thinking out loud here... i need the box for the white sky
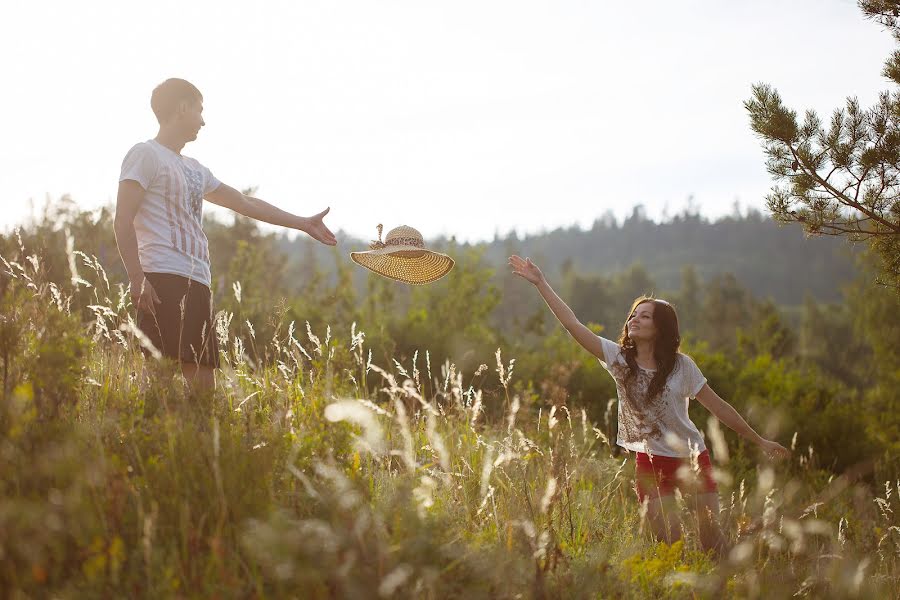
[1,0,894,242]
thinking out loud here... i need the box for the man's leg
[181,362,216,391]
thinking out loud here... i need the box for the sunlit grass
[0,240,898,598]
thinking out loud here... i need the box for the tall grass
[0,239,898,598]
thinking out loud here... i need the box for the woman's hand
[758,438,791,461]
[508,255,546,286]
[508,253,605,358]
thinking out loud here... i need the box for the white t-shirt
[119,140,221,287]
[598,336,708,457]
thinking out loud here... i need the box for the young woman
[508,255,790,552]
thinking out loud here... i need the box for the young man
[115,78,337,391]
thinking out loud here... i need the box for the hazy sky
[2,0,895,242]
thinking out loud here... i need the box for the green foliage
[845,252,900,462]
[746,1,900,288]
[0,289,26,399]
[2,199,900,596]
[27,305,88,419]
[618,540,716,597]
[564,263,656,335]
[476,206,855,305]
[0,251,89,419]
[1,228,900,598]
[736,300,796,360]
[696,273,756,352]
[393,244,501,372]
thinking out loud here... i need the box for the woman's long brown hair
[617,296,681,402]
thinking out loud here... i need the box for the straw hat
[350,224,455,284]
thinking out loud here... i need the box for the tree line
[1,199,897,479]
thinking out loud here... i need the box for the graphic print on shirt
[180,163,205,223]
[162,167,179,252]
[609,362,672,445]
[161,163,208,263]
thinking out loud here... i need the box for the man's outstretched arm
[205,184,337,246]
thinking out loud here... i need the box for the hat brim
[350,249,455,284]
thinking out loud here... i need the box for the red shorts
[634,449,717,502]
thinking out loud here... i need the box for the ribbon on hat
[369,223,385,250]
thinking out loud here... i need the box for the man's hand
[508,255,546,286]
[302,207,337,246]
[130,277,162,315]
[205,186,338,246]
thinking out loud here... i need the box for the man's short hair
[150,78,203,124]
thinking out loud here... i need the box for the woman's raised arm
[509,255,604,359]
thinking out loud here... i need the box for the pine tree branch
[790,146,900,233]
[853,166,872,201]
[840,180,859,199]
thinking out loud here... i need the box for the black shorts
[136,272,220,368]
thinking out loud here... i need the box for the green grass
[1,249,898,599]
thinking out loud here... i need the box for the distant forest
[270,204,857,307]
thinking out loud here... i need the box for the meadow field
[1,225,899,599]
